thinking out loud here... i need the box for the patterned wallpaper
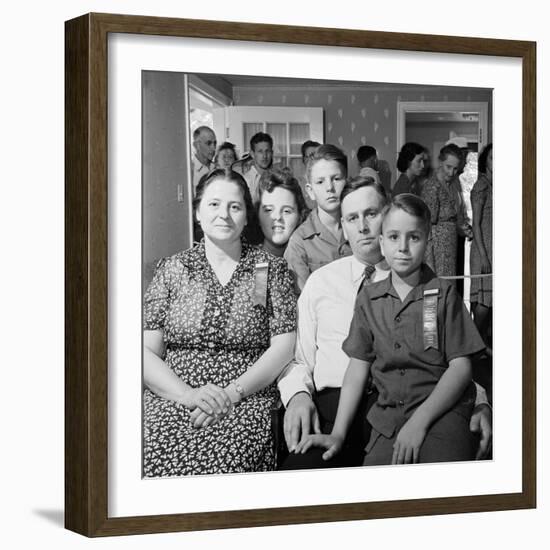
[234,86,493,181]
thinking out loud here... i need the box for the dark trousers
[279,388,376,470]
[363,408,476,466]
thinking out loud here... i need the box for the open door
[397,101,489,157]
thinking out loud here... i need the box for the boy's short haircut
[250,132,273,152]
[306,143,348,183]
[385,193,432,234]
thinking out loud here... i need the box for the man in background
[356,145,381,186]
[191,126,217,191]
[234,132,274,203]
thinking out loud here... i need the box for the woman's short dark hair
[339,175,390,208]
[438,143,462,163]
[250,132,273,152]
[306,144,348,183]
[214,142,238,165]
[397,142,425,173]
[478,143,493,175]
[193,169,256,239]
[257,167,310,224]
[386,193,431,234]
[217,141,237,155]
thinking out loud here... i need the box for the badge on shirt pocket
[423,288,439,350]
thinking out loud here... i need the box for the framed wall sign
[65,12,536,537]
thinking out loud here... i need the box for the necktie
[358,263,376,294]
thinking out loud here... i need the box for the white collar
[350,254,389,284]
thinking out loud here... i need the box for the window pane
[274,156,288,169]
[243,123,263,153]
[266,123,287,156]
[289,123,310,156]
[189,89,215,135]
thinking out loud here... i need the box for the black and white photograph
[142,71,494,478]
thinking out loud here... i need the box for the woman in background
[470,143,493,349]
[420,144,462,278]
[214,141,238,169]
[393,142,425,196]
[143,169,296,476]
[257,168,309,257]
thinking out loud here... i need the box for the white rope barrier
[440,273,492,280]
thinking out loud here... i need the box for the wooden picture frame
[65,12,536,537]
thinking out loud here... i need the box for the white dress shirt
[192,154,213,191]
[277,254,489,408]
[277,255,389,406]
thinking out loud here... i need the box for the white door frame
[225,106,324,156]
[396,101,489,153]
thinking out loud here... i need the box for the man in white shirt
[192,126,217,191]
[234,132,274,203]
[277,176,492,469]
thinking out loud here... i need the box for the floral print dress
[420,174,459,277]
[143,240,296,477]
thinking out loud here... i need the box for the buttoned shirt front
[192,154,213,191]
[277,255,390,406]
[283,208,352,292]
[342,265,486,438]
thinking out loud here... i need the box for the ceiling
[208,73,488,94]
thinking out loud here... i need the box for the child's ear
[305,182,316,202]
[379,234,385,257]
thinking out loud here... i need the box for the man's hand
[470,403,492,459]
[283,392,321,452]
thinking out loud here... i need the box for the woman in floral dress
[143,169,297,477]
[420,144,462,277]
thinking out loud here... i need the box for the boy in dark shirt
[295,193,485,465]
